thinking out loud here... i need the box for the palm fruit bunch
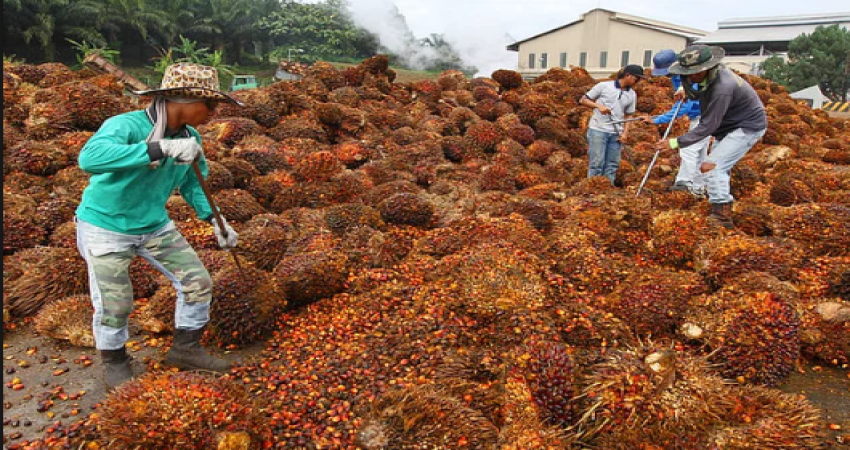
[732,198,777,236]
[602,268,707,339]
[292,150,344,182]
[648,210,712,268]
[273,239,349,307]
[33,294,94,347]
[205,262,284,349]
[51,130,94,161]
[4,170,53,202]
[3,191,47,253]
[48,221,77,248]
[771,203,850,256]
[231,133,291,175]
[681,290,800,386]
[510,339,578,426]
[33,196,79,233]
[707,384,826,449]
[574,343,729,449]
[6,139,72,176]
[245,170,296,209]
[199,117,262,147]
[23,90,76,140]
[796,299,850,366]
[95,372,273,449]
[211,188,267,223]
[203,160,235,193]
[52,80,132,130]
[355,384,500,450]
[218,157,260,189]
[174,217,218,250]
[269,115,328,142]
[325,203,386,236]
[377,192,436,228]
[235,214,293,271]
[432,349,507,427]
[696,235,803,289]
[546,225,630,296]
[134,284,175,334]
[4,247,88,318]
[431,241,548,324]
[50,165,91,199]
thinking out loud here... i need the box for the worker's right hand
[160,138,202,165]
[597,105,612,115]
[673,90,686,102]
[641,116,655,124]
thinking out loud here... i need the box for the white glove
[211,215,238,249]
[160,138,202,165]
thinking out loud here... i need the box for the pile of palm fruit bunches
[3,55,849,449]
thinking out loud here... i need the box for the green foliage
[259,0,379,61]
[761,24,850,101]
[150,35,235,77]
[66,39,121,66]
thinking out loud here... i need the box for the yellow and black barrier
[822,101,850,112]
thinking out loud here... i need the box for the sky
[343,0,849,76]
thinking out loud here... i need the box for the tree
[762,24,850,101]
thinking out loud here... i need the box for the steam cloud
[345,0,517,77]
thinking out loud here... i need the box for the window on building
[560,52,567,67]
[529,53,535,69]
[540,53,548,69]
[621,51,629,67]
[644,50,652,67]
[579,52,587,68]
[600,51,608,68]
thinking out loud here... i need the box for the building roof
[697,12,850,44]
[507,8,706,51]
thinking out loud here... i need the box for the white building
[506,9,707,80]
[695,12,850,74]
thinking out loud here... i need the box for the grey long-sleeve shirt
[677,65,767,148]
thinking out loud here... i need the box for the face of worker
[685,70,709,83]
[182,100,219,127]
[621,73,642,88]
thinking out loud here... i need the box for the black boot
[164,327,231,373]
[708,202,735,229]
[101,348,134,390]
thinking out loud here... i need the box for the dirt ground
[3,322,850,448]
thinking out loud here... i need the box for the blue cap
[652,49,677,76]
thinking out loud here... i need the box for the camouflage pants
[75,218,212,350]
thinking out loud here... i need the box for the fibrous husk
[33,294,94,347]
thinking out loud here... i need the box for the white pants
[676,117,712,190]
[704,128,767,204]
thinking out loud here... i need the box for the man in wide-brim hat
[75,62,244,390]
[654,45,767,229]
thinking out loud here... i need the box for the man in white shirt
[580,64,644,184]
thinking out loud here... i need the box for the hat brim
[652,66,670,76]
[132,87,245,107]
[668,47,725,76]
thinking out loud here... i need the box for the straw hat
[133,62,244,106]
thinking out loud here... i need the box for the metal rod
[191,160,246,275]
[604,117,644,125]
[636,101,683,197]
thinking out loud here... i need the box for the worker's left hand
[211,216,238,249]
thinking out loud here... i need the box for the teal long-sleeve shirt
[75,109,213,235]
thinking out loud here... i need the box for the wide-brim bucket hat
[668,45,725,76]
[133,62,244,106]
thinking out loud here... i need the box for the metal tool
[191,160,246,275]
[604,116,644,125]
[636,101,683,197]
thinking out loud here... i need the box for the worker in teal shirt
[75,63,244,389]
[643,49,711,197]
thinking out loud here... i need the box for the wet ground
[3,323,849,448]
